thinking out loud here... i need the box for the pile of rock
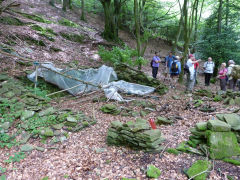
[107,118,165,152]
[222,90,240,106]
[185,113,240,159]
[0,74,96,147]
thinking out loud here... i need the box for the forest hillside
[0,0,240,179]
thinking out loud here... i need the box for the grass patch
[60,32,84,43]
[58,18,79,27]
[18,12,53,24]
[30,24,57,41]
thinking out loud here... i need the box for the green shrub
[98,45,138,66]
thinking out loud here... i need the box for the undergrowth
[98,45,139,66]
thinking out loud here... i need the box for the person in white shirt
[203,57,215,86]
[186,54,201,93]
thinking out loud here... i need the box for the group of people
[152,52,181,79]
[151,52,240,93]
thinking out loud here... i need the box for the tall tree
[99,0,125,41]
[134,0,150,70]
[179,0,198,82]
[81,0,86,21]
[218,0,223,33]
[62,0,72,11]
[172,0,183,53]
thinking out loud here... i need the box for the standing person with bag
[203,57,215,86]
[227,60,237,90]
[217,63,228,91]
[185,54,201,93]
[170,56,181,88]
[151,52,161,79]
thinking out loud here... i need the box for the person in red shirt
[193,58,199,85]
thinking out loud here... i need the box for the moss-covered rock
[166,148,180,155]
[100,104,121,115]
[146,165,161,178]
[223,114,240,130]
[207,119,231,132]
[196,122,208,131]
[186,160,211,180]
[156,116,173,125]
[114,63,167,95]
[207,131,240,159]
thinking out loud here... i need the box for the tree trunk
[172,14,183,53]
[62,0,68,11]
[134,0,142,70]
[100,0,120,41]
[179,0,188,83]
[81,0,86,21]
[218,0,222,34]
[225,0,229,26]
[69,0,72,9]
[49,0,55,6]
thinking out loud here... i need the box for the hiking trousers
[152,67,158,78]
[186,73,195,92]
[220,79,226,91]
[205,73,212,86]
[229,79,237,91]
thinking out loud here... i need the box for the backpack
[150,60,153,67]
[184,63,190,74]
[171,61,178,73]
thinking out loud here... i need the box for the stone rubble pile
[185,113,240,159]
[107,118,165,152]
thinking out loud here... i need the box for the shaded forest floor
[0,0,239,179]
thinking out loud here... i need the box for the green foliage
[0,166,6,173]
[0,175,6,180]
[4,152,25,163]
[98,45,137,66]
[0,133,16,148]
[197,14,240,75]
[58,18,79,27]
[213,95,222,102]
[41,176,49,180]
[134,56,148,67]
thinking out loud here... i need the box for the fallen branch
[46,83,84,97]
